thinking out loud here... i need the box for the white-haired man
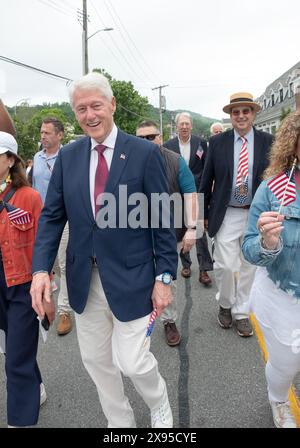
[164,112,213,286]
[210,122,224,136]
[30,72,177,428]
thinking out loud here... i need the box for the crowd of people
[0,73,299,429]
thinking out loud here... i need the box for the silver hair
[175,112,193,125]
[69,72,114,109]
[210,122,224,133]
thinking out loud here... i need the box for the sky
[0,0,299,120]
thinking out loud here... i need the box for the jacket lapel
[105,130,131,194]
[189,136,196,169]
[252,128,262,189]
[225,130,235,183]
[79,137,95,223]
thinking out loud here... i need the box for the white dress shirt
[89,124,118,217]
[178,137,191,165]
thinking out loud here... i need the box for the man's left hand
[151,282,173,316]
[181,228,196,253]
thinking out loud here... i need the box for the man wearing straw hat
[200,92,273,337]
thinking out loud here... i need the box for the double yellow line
[250,314,300,427]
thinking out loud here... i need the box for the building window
[271,94,275,106]
[279,89,283,102]
[271,125,277,135]
[289,82,294,97]
[264,99,267,109]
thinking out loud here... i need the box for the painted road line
[250,313,300,427]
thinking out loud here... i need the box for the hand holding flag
[143,308,158,347]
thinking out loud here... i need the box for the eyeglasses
[231,108,252,116]
[137,134,160,141]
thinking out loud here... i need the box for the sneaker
[217,306,232,329]
[270,401,297,428]
[164,322,181,346]
[56,313,72,336]
[40,383,47,406]
[151,391,173,428]
[181,267,191,278]
[236,318,253,337]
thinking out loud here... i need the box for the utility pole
[82,0,88,75]
[152,85,169,138]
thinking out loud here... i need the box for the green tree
[280,107,292,122]
[16,108,74,160]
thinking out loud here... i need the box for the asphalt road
[0,249,299,429]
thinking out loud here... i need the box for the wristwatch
[156,272,172,285]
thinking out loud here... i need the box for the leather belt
[229,205,250,210]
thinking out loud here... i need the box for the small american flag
[196,148,203,160]
[6,203,32,225]
[143,308,158,346]
[145,308,158,337]
[267,170,296,206]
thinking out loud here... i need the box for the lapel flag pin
[120,153,126,160]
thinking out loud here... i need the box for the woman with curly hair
[242,110,300,428]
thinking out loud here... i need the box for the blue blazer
[32,129,178,322]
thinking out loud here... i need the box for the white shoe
[151,391,173,428]
[40,383,47,406]
[270,401,297,428]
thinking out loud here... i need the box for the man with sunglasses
[164,112,213,286]
[200,92,273,337]
[136,120,197,347]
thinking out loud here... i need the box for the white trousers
[53,223,71,314]
[213,207,256,319]
[75,267,167,428]
[262,324,300,403]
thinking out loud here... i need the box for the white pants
[53,224,71,314]
[75,267,167,428]
[214,207,256,319]
[262,324,300,403]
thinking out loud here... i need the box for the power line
[0,55,72,83]
[105,0,162,85]
[89,0,147,85]
[35,0,75,18]
[101,0,154,87]
[0,55,152,120]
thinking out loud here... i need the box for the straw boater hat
[223,92,261,114]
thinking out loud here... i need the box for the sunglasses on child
[137,134,160,141]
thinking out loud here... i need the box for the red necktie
[234,136,249,203]
[94,144,108,216]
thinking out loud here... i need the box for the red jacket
[0,186,42,287]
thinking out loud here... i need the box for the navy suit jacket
[32,129,178,321]
[200,128,274,238]
[164,135,207,191]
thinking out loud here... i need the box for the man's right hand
[30,273,54,320]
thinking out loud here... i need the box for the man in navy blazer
[200,92,273,337]
[164,112,213,285]
[30,72,177,428]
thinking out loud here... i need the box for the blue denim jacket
[242,179,300,300]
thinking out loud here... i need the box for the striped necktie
[234,136,249,204]
[94,144,108,216]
